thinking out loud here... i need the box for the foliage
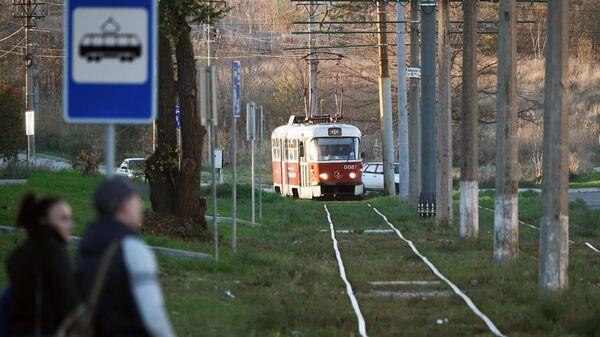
[0,81,24,161]
[70,149,100,177]
[159,0,229,41]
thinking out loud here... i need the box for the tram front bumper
[315,183,364,197]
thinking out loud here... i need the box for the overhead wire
[0,27,23,42]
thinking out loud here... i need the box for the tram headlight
[349,172,357,179]
[319,173,328,180]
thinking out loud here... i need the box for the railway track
[323,203,506,337]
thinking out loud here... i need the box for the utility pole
[418,0,436,216]
[309,1,318,116]
[13,0,44,165]
[376,1,396,196]
[436,0,452,227]
[396,1,409,200]
[408,0,421,207]
[540,0,569,293]
[206,11,218,261]
[460,0,479,241]
[495,0,519,263]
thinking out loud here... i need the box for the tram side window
[287,140,298,161]
[272,140,280,160]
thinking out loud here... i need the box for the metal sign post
[199,65,219,261]
[246,102,256,224]
[64,0,157,178]
[258,106,264,220]
[231,61,241,253]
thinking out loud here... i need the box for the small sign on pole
[246,102,256,141]
[232,61,241,118]
[406,67,421,79]
[25,110,35,136]
[199,66,218,127]
[175,105,181,130]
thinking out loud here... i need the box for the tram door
[281,138,288,195]
[299,141,309,189]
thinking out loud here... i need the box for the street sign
[175,105,181,130]
[64,0,157,123]
[25,110,35,136]
[232,61,241,118]
[406,67,421,79]
[199,66,218,126]
[214,149,223,169]
[246,102,256,141]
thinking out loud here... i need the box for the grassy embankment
[0,170,599,336]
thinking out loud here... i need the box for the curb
[0,225,212,261]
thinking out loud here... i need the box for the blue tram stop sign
[64,0,157,124]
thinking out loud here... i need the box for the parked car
[361,162,400,192]
[116,158,146,180]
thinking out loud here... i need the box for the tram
[271,115,363,199]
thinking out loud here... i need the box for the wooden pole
[377,1,396,196]
[408,0,421,207]
[494,0,519,263]
[460,0,479,240]
[436,0,452,227]
[539,0,569,293]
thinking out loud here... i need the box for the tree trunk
[146,27,178,215]
[174,18,208,231]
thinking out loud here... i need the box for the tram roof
[272,122,361,139]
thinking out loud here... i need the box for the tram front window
[311,137,360,161]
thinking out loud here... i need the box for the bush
[0,81,24,161]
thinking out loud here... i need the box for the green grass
[0,171,599,336]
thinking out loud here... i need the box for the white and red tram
[271,116,364,199]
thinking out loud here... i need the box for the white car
[116,158,146,179]
[362,162,400,192]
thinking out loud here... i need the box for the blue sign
[175,105,181,130]
[232,61,241,118]
[63,0,157,123]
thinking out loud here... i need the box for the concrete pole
[396,1,409,200]
[24,2,31,165]
[377,1,396,196]
[309,1,318,116]
[436,0,452,227]
[105,124,115,177]
[539,0,569,293]
[494,0,519,263]
[408,0,422,207]
[460,0,479,240]
[207,13,218,262]
[419,0,437,216]
[232,116,237,253]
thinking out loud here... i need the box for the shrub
[0,81,24,161]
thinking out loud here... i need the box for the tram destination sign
[64,0,157,123]
[328,127,342,136]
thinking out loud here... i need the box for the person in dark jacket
[5,193,77,337]
[76,178,175,337]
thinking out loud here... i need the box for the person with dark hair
[76,178,175,337]
[5,193,77,337]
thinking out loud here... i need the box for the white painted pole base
[539,214,569,292]
[493,194,519,263]
[460,181,479,240]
